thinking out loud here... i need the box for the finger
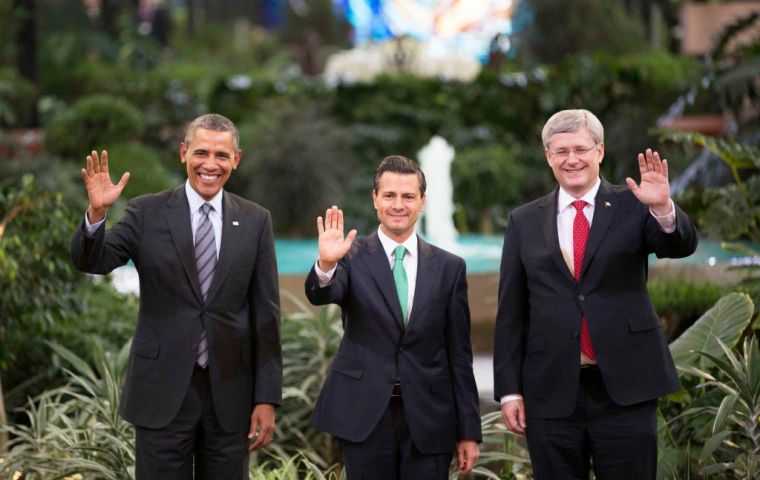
[81,168,88,182]
[91,150,101,173]
[650,150,662,174]
[625,177,639,194]
[662,159,669,180]
[317,216,324,234]
[325,207,334,230]
[518,405,527,430]
[645,148,654,172]
[457,447,465,470]
[330,205,339,230]
[85,153,95,176]
[637,152,646,174]
[116,172,130,190]
[344,229,358,247]
[337,208,344,233]
[101,150,109,173]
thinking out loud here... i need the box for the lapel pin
[232,221,239,226]
[604,202,611,207]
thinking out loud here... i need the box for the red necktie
[573,200,596,360]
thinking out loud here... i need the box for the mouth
[563,166,585,175]
[197,172,221,184]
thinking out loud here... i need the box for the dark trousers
[135,365,250,480]
[526,366,658,480]
[340,396,453,480]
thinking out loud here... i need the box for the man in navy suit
[71,113,281,479]
[305,155,481,479]
[493,109,697,479]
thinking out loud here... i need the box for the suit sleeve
[493,213,529,401]
[249,211,283,406]
[304,257,350,307]
[445,259,482,442]
[645,201,698,259]
[70,199,142,274]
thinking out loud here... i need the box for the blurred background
[1,1,760,477]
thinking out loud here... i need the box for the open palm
[317,206,357,269]
[81,150,130,214]
[625,148,671,213]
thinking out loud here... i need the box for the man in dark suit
[304,156,481,479]
[71,113,282,479]
[493,109,697,479]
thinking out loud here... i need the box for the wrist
[650,199,673,217]
[87,206,106,223]
[317,259,337,272]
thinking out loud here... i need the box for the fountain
[417,136,458,249]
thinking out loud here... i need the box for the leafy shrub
[44,94,144,159]
[104,142,179,199]
[649,278,731,341]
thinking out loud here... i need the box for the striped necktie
[194,203,216,367]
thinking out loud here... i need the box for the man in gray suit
[71,113,282,479]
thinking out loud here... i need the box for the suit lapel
[359,233,405,332]
[539,188,576,284]
[405,236,436,334]
[165,185,203,303]
[581,179,618,278]
[205,191,243,304]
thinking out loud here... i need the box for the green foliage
[0,176,137,410]
[512,0,648,66]
[104,142,179,200]
[44,94,144,160]
[0,67,37,127]
[649,278,731,340]
[229,98,355,236]
[670,292,754,370]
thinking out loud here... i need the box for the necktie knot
[200,203,213,216]
[572,200,586,212]
[394,245,407,262]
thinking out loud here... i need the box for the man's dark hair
[184,113,240,151]
[373,155,427,196]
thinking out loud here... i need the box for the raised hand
[81,150,130,223]
[625,148,672,216]
[317,206,357,271]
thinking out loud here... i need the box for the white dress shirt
[315,227,419,322]
[501,178,677,405]
[84,181,224,260]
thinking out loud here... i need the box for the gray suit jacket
[71,185,282,432]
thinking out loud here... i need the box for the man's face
[180,128,241,201]
[545,129,604,198]
[372,172,426,243]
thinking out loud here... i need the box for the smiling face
[545,128,604,198]
[372,172,426,243]
[180,128,241,200]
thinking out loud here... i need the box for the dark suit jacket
[71,185,282,432]
[493,179,697,419]
[304,233,482,454]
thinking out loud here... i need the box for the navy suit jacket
[71,185,282,432]
[305,233,482,454]
[493,179,698,418]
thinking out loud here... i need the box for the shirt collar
[185,180,224,217]
[557,177,601,212]
[377,227,418,260]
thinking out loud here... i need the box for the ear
[544,148,552,165]
[419,194,426,211]
[233,150,242,170]
[179,143,188,164]
[371,190,378,209]
[597,143,604,163]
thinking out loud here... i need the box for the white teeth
[200,174,217,181]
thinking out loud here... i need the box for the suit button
[578,294,585,302]
[191,343,198,351]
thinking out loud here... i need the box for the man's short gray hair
[184,113,240,151]
[541,109,604,149]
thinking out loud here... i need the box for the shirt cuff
[500,394,524,405]
[649,199,676,234]
[314,260,336,288]
[84,211,105,237]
